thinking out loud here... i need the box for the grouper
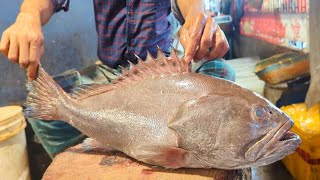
[25,49,301,169]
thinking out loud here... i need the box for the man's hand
[0,12,44,80]
[179,13,229,64]
[0,0,54,80]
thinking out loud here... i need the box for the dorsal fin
[114,48,189,86]
[70,48,189,100]
[69,84,116,100]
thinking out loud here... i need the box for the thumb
[27,62,39,81]
[183,13,207,64]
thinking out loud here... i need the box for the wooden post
[305,0,320,108]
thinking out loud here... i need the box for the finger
[217,41,229,58]
[8,36,19,63]
[27,61,38,81]
[28,42,41,81]
[29,40,42,63]
[40,45,44,57]
[19,41,30,68]
[194,16,217,61]
[184,13,207,64]
[205,26,229,60]
[215,28,229,58]
[0,32,10,56]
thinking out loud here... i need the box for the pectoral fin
[81,138,114,153]
[136,146,188,169]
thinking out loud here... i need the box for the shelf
[240,13,309,52]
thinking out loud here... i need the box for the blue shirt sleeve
[51,0,70,12]
[171,0,185,25]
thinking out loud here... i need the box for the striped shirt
[52,0,181,68]
[51,0,235,81]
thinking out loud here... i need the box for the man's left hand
[179,13,229,64]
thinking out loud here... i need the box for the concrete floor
[252,161,293,180]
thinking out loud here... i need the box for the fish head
[241,93,301,167]
[169,78,301,169]
[209,91,301,169]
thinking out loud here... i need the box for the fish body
[25,50,301,169]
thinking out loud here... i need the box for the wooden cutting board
[43,144,252,180]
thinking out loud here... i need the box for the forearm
[177,0,205,19]
[20,0,54,25]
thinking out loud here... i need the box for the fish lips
[244,119,301,163]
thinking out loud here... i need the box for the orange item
[281,103,320,180]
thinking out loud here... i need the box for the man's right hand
[0,12,44,81]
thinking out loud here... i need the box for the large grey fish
[25,49,301,169]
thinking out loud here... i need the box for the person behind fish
[0,0,235,158]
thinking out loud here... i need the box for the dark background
[0,0,293,107]
[0,0,98,106]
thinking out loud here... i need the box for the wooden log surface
[43,144,252,180]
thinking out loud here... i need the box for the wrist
[177,0,205,20]
[16,12,42,25]
[186,5,205,19]
[17,11,41,18]
[20,0,54,25]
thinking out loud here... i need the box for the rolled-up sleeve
[51,0,70,12]
[171,0,185,25]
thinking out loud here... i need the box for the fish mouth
[245,119,301,162]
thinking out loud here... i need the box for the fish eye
[256,109,264,117]
[251,106,267,121]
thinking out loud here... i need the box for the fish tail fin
[24,66,70,120]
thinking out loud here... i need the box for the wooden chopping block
[43,144,252,180]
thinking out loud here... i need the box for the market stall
[0,0,319,179]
